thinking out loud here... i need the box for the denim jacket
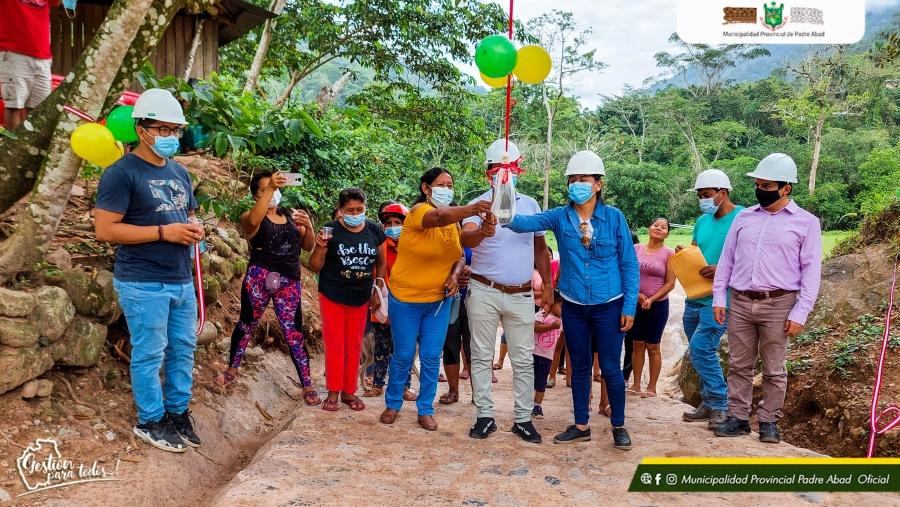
[506,201,639,316]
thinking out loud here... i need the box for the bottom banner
[629,458,900,492]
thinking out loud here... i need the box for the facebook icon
[655,474,661,486]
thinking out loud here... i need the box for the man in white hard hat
[506,151,639,450]
[677,169,743,430]
[463,139,553,444]
[711,153,822,444]
[94,88,204,453]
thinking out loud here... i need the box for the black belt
[732,289,796,301]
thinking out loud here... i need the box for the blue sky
[461,0,900,109]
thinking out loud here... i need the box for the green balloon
[475,35,518,79]
[106,106,138,143]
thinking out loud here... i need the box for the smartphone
[284,173,303,186]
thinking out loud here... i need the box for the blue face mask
[568,182,595,204]
[699,195,720,215]
[384,226,402,240]
[492,173,517,186]
[429,186,454,208]
[149,135,180,158]
[343,212,366,227]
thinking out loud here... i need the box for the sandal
[546,380,556,388]
[438,373,447,382]
[363,385,384,397]
[439,392,458,404]
[599,404,612,418]
[322,399,340,412]
[593,374,602,383]
[341,396,366,411]
[460,370,470,380]
[212,371,235,390]
[492,363,503,370]
[641,391,658,398]
[626,389,641,397]
[403,389,418,402]
[303,389,322,406]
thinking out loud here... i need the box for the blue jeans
[561,298,626,427]
[683,300,728,411]
[385,294,450,416]
[114,280,197,425]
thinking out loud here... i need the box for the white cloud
[462,0,900,109]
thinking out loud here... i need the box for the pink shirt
[712,201,822,324]
[534,311,561,359]
[550,259,559,287]
[635,244,675,301]
[532,269,543,306]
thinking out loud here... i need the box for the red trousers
[319,294,368,393]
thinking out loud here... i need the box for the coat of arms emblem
[761,2,788,30]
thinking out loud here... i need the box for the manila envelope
[669,245,713,300]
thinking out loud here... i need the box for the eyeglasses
[144,126,186,138]
[579,222,591,246]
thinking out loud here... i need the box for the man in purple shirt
[710,153,822,444]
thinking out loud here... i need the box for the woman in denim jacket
[506,150,639,450]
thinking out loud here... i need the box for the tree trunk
[0,0,195,216]
[183,16,204,79]
[243,0,288,93]
[541,85,554,211]
[274,70,302,108]
[315,72,352,112]
[0,0,156,276]
[809,118,824,196]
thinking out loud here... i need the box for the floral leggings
[372,322,411,390]
[229,265,312,387]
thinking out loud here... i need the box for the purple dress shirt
[712,200,822,325]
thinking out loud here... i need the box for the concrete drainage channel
[17,351,305,507]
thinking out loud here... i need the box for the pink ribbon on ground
[866,258,899,457]
[194,242,206,336]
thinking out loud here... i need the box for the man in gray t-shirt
[462,140,554,443]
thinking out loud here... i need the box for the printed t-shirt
[534,311,561,360]
[317,220,386,307]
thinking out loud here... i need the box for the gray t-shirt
[463,190,545,286]
[95,154,198,284]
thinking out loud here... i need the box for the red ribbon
[503,0,514,153]
[62,105,97,123]
[194,242,206,336]
[866,258,899,457]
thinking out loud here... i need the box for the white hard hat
[564,150,605,176]
[746,153,798,183]
[485,139,520,165]
[132,88,187,125]
[687,169,732,192]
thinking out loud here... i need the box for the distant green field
[544,230,848,256]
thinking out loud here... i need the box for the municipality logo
[723,2,824,31]
[15,439,120,496]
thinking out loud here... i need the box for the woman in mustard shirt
[379,167,493,431]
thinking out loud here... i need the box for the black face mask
[755,187,782,208]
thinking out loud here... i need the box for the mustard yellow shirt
[389,204,462,303]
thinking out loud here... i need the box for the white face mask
[269,189,282,208]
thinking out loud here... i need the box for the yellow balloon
[71,123,116,162]
[93,141,124,168]
[480,72,511,89]
[514,45,552,84]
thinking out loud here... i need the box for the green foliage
[786,357,813,375]
[795,326,829,345]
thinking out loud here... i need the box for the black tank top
[248,207,301,280]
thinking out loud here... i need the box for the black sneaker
[532,405,544,419]
[612,427,632,451]
[167,409,201,448]
[712,416,752,437]
[758,422,780,443]
[553,425,591,444]
[133,417,187,453]
[512,421,542,443]
[469,417,498,439]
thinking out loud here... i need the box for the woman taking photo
[628,218,675,399]
[506,150,639,450]
[310,188,387,412]
[379,168,493,431]
[214,170,320,406]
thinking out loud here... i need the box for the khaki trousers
[725,290,797,423]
